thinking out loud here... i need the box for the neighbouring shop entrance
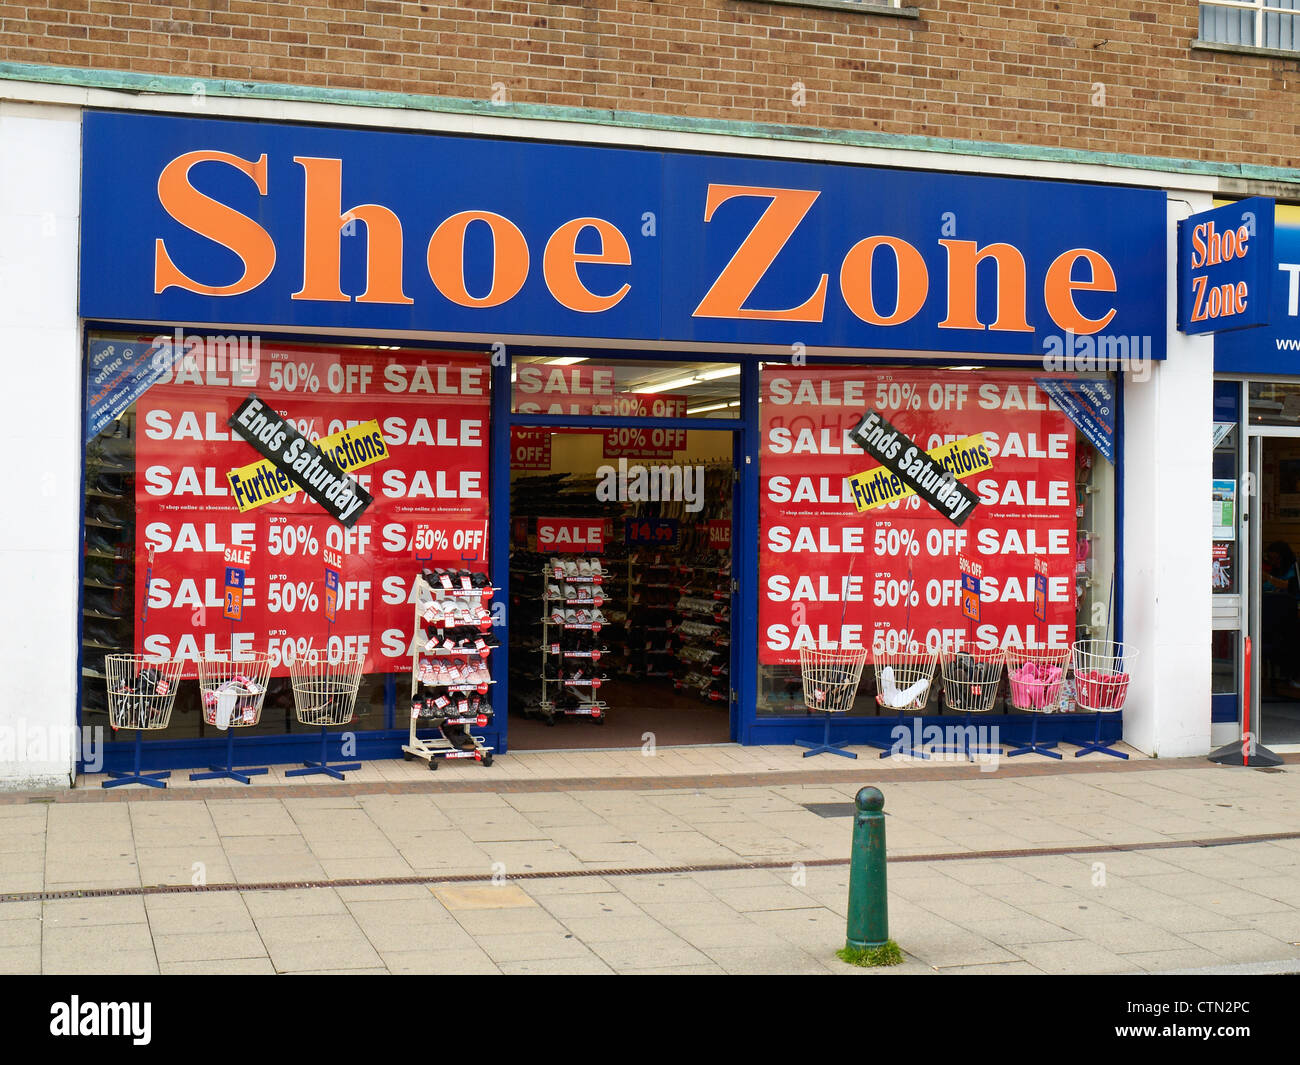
[1244,393,1300,748]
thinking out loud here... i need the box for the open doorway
[506,427,735,749]
[1255,434,1300,746]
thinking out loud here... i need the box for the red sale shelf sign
[538,518,605,553]
[759,367,1077,665]
[410,519,489,561]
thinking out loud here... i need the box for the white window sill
[740,0,921,18]
[1193,38,1300,61]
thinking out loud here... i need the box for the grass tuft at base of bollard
[836,940,903,968]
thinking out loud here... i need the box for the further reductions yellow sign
[228,419,389,513]
[848,433,992,513]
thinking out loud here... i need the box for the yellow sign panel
[848,433,992,513]
[227,419,389,514]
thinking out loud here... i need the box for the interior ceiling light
[637,375,699,394]
[687,401,730,414]
[698,366,742,380]
[544,356,588,365]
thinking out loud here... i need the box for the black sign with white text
[227,393,374,527]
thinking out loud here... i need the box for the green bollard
[845,785,888,950]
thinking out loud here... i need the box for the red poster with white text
[134,343,490,676]
[760,367,1077,664]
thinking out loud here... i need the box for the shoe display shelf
[404,572,497,769]
[671,550,732,705]
[536,557,611,726]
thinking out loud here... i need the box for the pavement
[0,743,1298,975]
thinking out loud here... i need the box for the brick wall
[3,0,1298,168]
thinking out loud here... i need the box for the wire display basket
[872,651,937,713]
[796,645,868,759]
[289,651,365,726]
[198,653,272,729]
[1070,640,1138,713]
[1005,645,1070,712]
[940,649,1006,714]
[799,647,869,714]
[106,655,184,731]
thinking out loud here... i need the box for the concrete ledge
[1192,39,1300,62]
[739,0,921,19]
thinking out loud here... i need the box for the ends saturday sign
[848,410,982,526]
[227,395,374,526]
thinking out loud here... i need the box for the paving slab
[1010,939,1141,974]
[242,888,348,918]
[0,944,43,973]
[152,931,268,964]
[471,931,596,963]
[159,957,276,974]
[381,947,501,974]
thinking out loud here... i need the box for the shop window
[81,332,491,745]
[1248,381,1300,426]
[755,364,1117,716]
[1197,0,1300,53]
[511,357,740,420]
[1213,387,1239,595]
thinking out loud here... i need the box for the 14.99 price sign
[133,343,490,675]
[759,367,1078,664]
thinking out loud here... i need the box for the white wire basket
[1070,640,1138,713]
[289,651,365,727]
[198,653,272,729]
[1006,645,1070,712]
[940,649,1006,714]
[873,651,938,712]
[799,647,868,713]
[106,655,184,731]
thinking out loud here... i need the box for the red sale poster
[133,343,490,676]
[512,362,686,456]
[760,367,1077,664]
[511,428,552,470]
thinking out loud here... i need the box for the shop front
[1212,203,1300,753]
[68,107,1193,777]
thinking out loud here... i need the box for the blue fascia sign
[1178,197,1274,335]
[79,110,1168,359]
[1215,203,1300,375]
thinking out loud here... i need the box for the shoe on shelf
[86,501,129,528]
[82,622,128,650]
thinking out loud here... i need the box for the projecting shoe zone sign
[79,111,1167,358]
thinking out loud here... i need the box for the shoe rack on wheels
[404,573,496,769]
[535,558,611,726]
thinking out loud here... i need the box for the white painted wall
[0,102,82,788]
[1120,193,1217,757]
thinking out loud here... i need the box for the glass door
[1245,420,1300,750]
